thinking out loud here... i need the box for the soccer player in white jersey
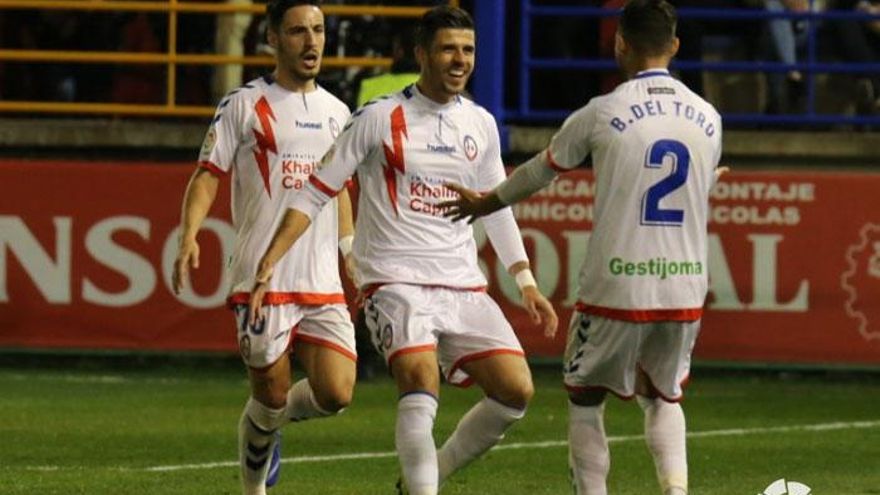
[247,6,558,495]
[441,1,723,494]
[171,2,357,494]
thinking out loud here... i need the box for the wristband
[338,235,354,257]
[515,268,537,289]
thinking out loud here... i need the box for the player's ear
[668,36,680,58]
[267,26,279,51]
[414,44,427,69]
[614,31,626,59]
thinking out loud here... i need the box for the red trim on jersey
[546,149,570,173]
[253,96,278,197]
[563,372,690,403]
[227,291,346,307]
[387,344,437,366]
[309,175,340,198]
[362,283,488,299]
[575,302,702,322]
[292,332,357,362]
[564,383,635,401]
[198,160,228,176]
[447,349,526,388]
[344,178,355,189]
[382,105,408,217]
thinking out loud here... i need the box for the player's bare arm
[172,167,219,295]
[509,261,559,338]
[336,187,358,288]
[443,150,559,223]
[248,207,313,325]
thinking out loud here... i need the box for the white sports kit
[290,84,530,385]
[547,69,722,400]
[198,75,356,368]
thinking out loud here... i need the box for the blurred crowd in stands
[0,0,877,119]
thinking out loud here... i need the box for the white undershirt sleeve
[288,108,379,220]
[475,109,529,270]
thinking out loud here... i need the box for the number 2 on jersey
[640,139,690,226]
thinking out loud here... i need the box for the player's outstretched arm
[248,208,313,325]
[173,167,219,295]
[509,261,559,338]
[440,184,505,223]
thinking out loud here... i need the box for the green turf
[1,366,878,494]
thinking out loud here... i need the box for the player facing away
[247,6,558,495]
[171,2,357,494]
[441,1,723,494]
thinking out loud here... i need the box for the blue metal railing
[471,1,880,128]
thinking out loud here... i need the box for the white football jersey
[198,75,351,305]
[547,69,722,321]
[292,84,526,288]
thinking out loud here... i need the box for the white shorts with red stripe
[363,284,524,387]
[563,311,700,402]
[232,303,356,369]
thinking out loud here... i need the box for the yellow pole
[167,0,178,108]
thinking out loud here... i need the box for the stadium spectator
[763,0,810,114]
[247,6,558,495]
[111,13,165,104]
[668,0,762,96]
[826,0,880,114]
[172,1,357,494]
[440,2,723,494]
[355,23,420,107]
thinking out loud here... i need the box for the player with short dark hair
[172,1,357,494]
[441,1,724,494]
[247,6,558,495]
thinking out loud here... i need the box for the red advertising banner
[1,160,879,366]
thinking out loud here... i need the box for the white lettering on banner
[709,205,800,226]
[83,217,156,307]
[533,177,595,199]
[0,215,234,309]
[161,220,235,309]
[748,234,809,311]
[706,234,745,310]
[710,182,815,202]
[0,216,71,303]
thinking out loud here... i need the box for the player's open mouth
[448,69,467,82]
[302,53,320,69]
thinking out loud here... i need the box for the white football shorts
[232,303,356,369]
[563,310,700,402]
[363,284,524,387]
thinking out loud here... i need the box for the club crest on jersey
[329,117,340,139]
[463,135,478,161]
[200,127,217,158]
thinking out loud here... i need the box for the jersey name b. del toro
[548,69,723,321]
[291,84,525,288]
[198,75,351,305]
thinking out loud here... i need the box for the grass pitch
[1,361,878,494]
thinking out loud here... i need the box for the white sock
[285,379,334,423]
[568,402,610,495]
[437,397,525,483]
[396,393,439,495]
[638,396,688,495]
[239,398,285,495]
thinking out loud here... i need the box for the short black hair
[619,0,677,56]
[266,0,321,31]
[415,5,475,49]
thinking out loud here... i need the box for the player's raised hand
[441,183,506,224]
[248,264,274,326]
[172,238,200,295]
[521,286,559,338]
